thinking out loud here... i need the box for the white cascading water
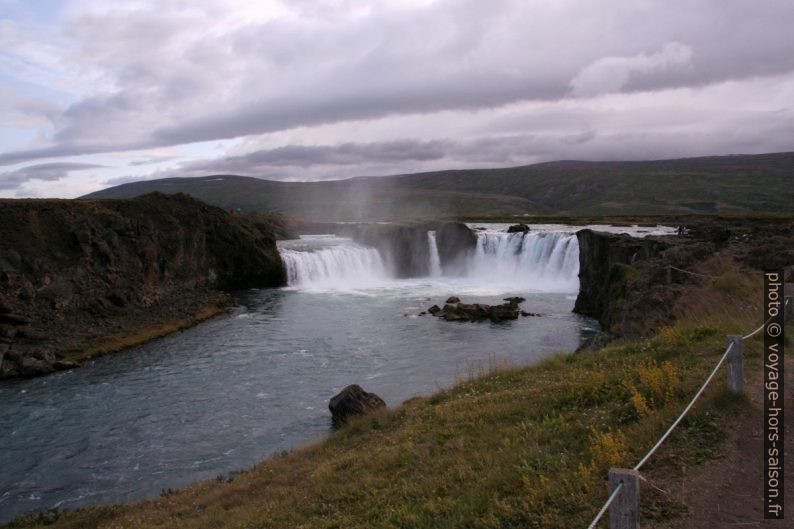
[468,232,580,292]
[279,236,389,290]
[427,231,442,277]
[279,229,579,293]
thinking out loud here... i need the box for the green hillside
[83,152,794,220]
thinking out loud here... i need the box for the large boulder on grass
[328,384,386,425]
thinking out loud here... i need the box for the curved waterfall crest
[279,229,580,292]
[279,238,388,288]
[469,231,579,291]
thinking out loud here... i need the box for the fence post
[785,296,792,322]
[666,265,672,285]
[608,468,640,529]
[725,335,743,394]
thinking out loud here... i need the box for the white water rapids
[468,231,579,292]
[278,225,582,294]
[279,236,389,290]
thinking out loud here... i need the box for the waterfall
[279,237,389,289]
[427,231,442,277]
[469,232,579,292]
[278,229,580,293]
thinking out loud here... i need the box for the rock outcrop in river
[0,192,286,378]
[429,297,523,322]
[352,221,477,277]
[435,222,478,273]
[352,223,432,277]
[507,223,530,233]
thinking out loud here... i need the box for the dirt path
[651,349,792,528]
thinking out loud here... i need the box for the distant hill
[83,152,794,220]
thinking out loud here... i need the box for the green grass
[5,265,767,529]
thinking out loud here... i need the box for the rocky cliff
[574,218,794,337]
[435,222,478,274]
[573,229,670,329]
[352,223,432,277]
[351,221,477,277]
[0,193,285,377]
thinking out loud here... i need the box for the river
[0,223,672,521]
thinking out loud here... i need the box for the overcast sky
[1,0,793,198]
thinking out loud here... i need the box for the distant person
[677,226,685,238]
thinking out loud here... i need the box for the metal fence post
[608,468,639,529]
[726,335,743,394]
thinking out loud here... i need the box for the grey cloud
[0,162,105,190]
[563,130,598,145]
[171,134,597,179]
[570,43,693,97]
[163,101,794,182]
[128,156,179,166]
[3,0,794,166]
[101,174,154,187]
[0,143,142,166]
[180,140,451,175]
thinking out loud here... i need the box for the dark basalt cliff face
[435,222,477,273]
[353,223,432,277]
[574,229,670,328]
[0,193,285,378]
[351,221,477,277]
[574,219,794,338]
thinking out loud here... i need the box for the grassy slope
[81,152,794,220]
[7,261,767,529]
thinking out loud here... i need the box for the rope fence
[584,278,790,529]
[667,265,715,279]
[586,482,623,529]
[632,340,736,473]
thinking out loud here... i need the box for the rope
[638,473,669,496]
[742,323,765,340]
[586,342,734,527]
[633,302,784,470]
[742,314,773,340]
[586,482,623,529]
[746,297,790,339]
[585,299,790,528]
[668,265,714,279]
[633,340,734,471]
